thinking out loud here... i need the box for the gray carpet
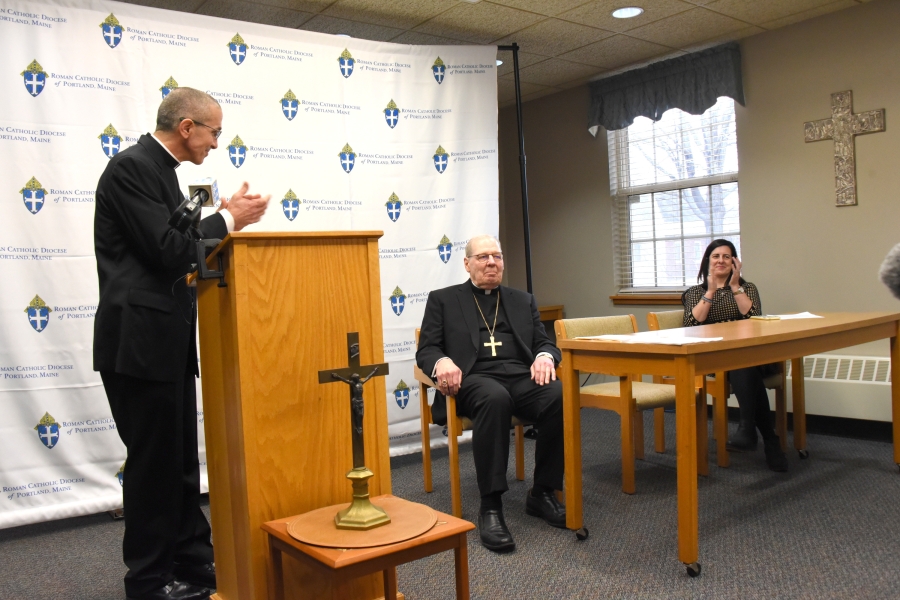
[2,409,899,599]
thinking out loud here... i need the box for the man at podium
[417,234,566,552]
[93,88,269,600]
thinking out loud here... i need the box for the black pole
[498,43,533,294]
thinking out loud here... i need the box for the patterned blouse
[682,282,762,327]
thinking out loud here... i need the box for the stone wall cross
[804,90,885,207]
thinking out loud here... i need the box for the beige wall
[499,0,900,353]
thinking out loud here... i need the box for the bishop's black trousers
[456,366,564,496]
[101,369,214,597]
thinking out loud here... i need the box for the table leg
[696,380,708,477]
[383,567,398,600]
[562,349,583,530]
[675,355,699,571]
[454,532,470,600]
[791,358,806,453]
[267,537,284,600]
[892,333,900,465]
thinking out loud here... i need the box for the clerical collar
[151,132,181,168]
[470,281,498,295]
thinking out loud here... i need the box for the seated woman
[682,239,788,472]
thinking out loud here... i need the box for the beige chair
[412,329,527,518]
[647,309,788,468]
[555,315,707,494]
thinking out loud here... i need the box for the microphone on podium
[188,178,220,207]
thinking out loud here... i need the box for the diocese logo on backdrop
[390,287,406,316]
[116,461,126,487]
[281,89,299,121]
[432,57,445,84]
[384,100,400,129]
[21,60,47,98]
[228,33,248,66]
[338,49,354,78]
[433,145,449,174]
[394,380,410,409]
[228,136,247,168]
[100,14,124,49]
[25,295,52,333]
[159,76,179,99]
[20,177,47,215]
[34,413,61,449]
[385,192,402,222]
[282,189,300,221]
[437,235,452,264]
[98,124,122,159]
[339,144,356,173]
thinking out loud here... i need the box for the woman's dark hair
[697,238,744,289]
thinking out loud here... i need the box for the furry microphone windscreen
[879,243,900,300]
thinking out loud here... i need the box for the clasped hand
[217,181,271,231]
[434,355,556,396]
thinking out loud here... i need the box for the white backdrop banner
[0,0,498,528]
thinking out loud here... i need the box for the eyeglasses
[181,118,222,140]
[468,253,503,263]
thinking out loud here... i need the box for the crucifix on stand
[318,332,391,530]
[804,90,885,206]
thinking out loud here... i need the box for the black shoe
[764,437,789,472]
[173,562,216,590]
[727,423,758,452]
[477,509,515,552]
[525,488,567,529]
[126,581,210,600]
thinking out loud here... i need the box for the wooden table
[261,495,475,599]
[558,312,900,576]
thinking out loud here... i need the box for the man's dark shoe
[525,488,567,529]
[477,509,515,552]
[126,581,210,600]
[173,562,216,590]
[764,437,789,472]
[726,423,758,452]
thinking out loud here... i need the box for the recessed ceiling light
[496,59,503,66]
[336,33,350,38]
[612,7,644,19]
[460,0,482,3]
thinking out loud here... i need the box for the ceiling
[118,0,874,105]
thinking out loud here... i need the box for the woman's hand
[730,255,743,290]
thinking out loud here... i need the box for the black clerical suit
[94,134,223,597]
[416,281,564,496]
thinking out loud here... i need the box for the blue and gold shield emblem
[338,48,354,78]
[394,380,410,409]
[100,14,123,49]
[98,124,122,159]
[339,143,356,174]
[433,145,449,174]
[282,189,300,221]
[159,76,178,99]
[438,235,452,264]
[34,412,61,449]
[228,33,247,66]
[227,135,247,168]
[21,60,47,98]
[21,177,47,215]
[432,57,445,84]
[116,461,126,487]
[385,192,402,222]
[384,99,400,129]
[281,89,299,121]
[25,294,53,332]
[390,286,406,316]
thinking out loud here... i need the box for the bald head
[155,87,220,133]
[465,235,502,258]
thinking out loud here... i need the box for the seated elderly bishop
[416,234,566,552]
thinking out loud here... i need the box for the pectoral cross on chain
[484,336,502,357]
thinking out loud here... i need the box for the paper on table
[771,312,823,320]
[574,330,723,345]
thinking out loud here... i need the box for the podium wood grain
[197,232,393,600]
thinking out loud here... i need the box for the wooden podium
[196,232,394,600]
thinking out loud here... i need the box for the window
[608,97,740,291]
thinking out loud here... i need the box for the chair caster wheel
[686,562,701,577]
[798,449,809,459]
[575,527,589,541]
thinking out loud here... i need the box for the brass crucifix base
[334,467,391,530]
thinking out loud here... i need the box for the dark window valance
[588,42,744,134]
